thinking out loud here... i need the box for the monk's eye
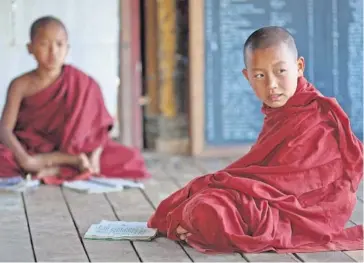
[254,73,264,79]
[57,41,64,47]
[279,69,287,74]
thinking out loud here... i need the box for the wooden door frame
[188,0,252,157]
[118,0,143,149]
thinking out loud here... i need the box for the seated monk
[0,16,150,184]
[148,26,363,253]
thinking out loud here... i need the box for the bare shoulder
[7,71,35,95]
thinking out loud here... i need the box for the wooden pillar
[144,0,159,116]
[157,0,177,118]
[118,0,143,148]
[154,0,189,154]
[189,0,204,155]
[143,0,160,149]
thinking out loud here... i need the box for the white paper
[63,177,144,194]
[90,177,144,189]
[62,180,124,193]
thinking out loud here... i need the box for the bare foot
[89,146,103,175]
[78,153,92,172]
[176,225,191,241]
[36,166,60,178]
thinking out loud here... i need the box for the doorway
[139,0,190,152]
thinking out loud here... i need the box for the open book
[84,220,157,241]
[62,177,144,194]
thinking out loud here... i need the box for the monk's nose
[267,77,278,93]
[50,44,57,56]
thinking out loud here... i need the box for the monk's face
[27,23,69,71]
[242,43,305,108]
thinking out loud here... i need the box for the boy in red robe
[148,26,363,253]
[0,16,150,184]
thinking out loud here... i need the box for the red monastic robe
[148,77,363,254]
[0,65,150,184]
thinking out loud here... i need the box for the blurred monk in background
[0,16,150,184]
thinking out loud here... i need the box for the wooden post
[154,0,189,154]
[143,0,160,149]
[157,0,177,118]
[144,0,159,116]
[118,0,143,148]
[189,0,204,155]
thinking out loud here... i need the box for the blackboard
[204,0,363,146]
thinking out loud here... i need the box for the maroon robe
[0,64,150,184]
[148,77,363,254]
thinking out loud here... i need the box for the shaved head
[243,26,298,66]
[30,16,67,41]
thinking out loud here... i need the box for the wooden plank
[133,237,192,262]
[106,189,192,262]
[0,192,34,262]
[23,186,88,262]
[182,246,246,262]
[143,177,180,206]
[295,251,355,262]
[243,253,298,262]
[164,156,203,186]
[143,154,178,181]
[345,250,364,262]
[106,189,154,222]
[62,188,140,262]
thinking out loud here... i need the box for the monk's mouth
[270,94,283,101]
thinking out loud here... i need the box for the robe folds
[0,64,150,184]
[148,77,363,254]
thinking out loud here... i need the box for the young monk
[148,26,363,253]
[0,16,150,184]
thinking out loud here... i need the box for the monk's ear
[27,43,33,54]
[242,68,249,81]
[297,56,305,77]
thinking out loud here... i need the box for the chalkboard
[204,0,363,146]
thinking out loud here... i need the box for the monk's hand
[88,146,103,175]
[176,225,191,241]
[78,153,92,173]
[20,154,51,173]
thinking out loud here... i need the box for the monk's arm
[36,152,84,167]
[0,81,32,167]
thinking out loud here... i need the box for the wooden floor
[0,153,363,262]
